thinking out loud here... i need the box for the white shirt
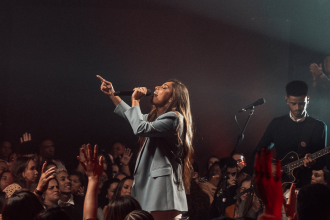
[58,194,75,207]
[289,111,307,123]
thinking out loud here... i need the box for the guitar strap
[297,116,315,158]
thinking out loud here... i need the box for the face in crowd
[233,154,246,171]
[44,179,60,205]
[226,167,237,187]
[23,159,38,184]
[70,174,84,195]
[121,179,133,196]
[0,141,12,160]
[207,157,219,170]
[311,170,327,185]
[40,140,55,160]
[107,182,119,201]
[239,179,252,201]
[111,142,126,158]
[0,171,13,191]
[56,171,71,194]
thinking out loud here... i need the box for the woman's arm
[77,144,104,220]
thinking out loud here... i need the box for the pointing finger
[96,75,105,82]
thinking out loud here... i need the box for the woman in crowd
[114,172,128,180]
[113,176,134,199]
[0,170,13,191]
[43,179,60,208]
[125,210,154,220]
[97,75,194,220]
[105,196,142,220]
[98,179,120,220]
[199,156,221,183]
[234,176,261,219]
[8,156,38,193]
[2,190,44,220]
[69,170,86,196]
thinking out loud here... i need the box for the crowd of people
[0,65,330,220]
[0,136,329,220]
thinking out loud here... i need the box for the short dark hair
[124,210,154,220]
[219,157,237,172]
[105,195,141,220]
[286,80,308,97]
[297,183,330,220]
[69,170,86,190]
[18,141,39,156]
[2,190,44,220]
[35,206,71,220]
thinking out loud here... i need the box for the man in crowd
[56,169,84,220]
[0,141,12,162]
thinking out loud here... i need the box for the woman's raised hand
[120,148,133,166]
[77,144,103,180]
[97,75,115,96]
[36,162,56,193]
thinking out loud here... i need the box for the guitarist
[252,80,327,188]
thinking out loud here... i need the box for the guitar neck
[285,146,330,170]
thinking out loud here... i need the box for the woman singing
[97,75,193,220]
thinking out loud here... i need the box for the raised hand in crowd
[310,63,324,81]
[77,144,103,220]
[284,183,297,220]
[255,149,283,220]
[120,148,133,176]
[34,161,56,198]
[77,144,88,174]
[20,132,32,143]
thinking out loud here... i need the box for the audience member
[200,161,220,204]
[45,161,57,170]
[2,190,44,220]
[297,183,330,220]
[105,196,142,220]
[191,161,200,184]
[56,168,84,220]
[43,179,60,208]
[114,172,129,180]
[234,176,261,219]
[8,151,18,172]
[113,176,134,199]
[69,170,86,196]
[99,149,114,181]
[35,206,71,220]
[232,153,246,172]
[125,210,155,220]
[0,170,13,191]
[200,156,220,183]
[0,141,12,162]
[11,156,38,192]
[0,160,8,175]
[111,141,127,167]
[98,179,120,219]
[311,167,330,186]
[183,178,210,220]
[39,139,65,170]
[99,171,109,192]
[112,163,120,177]
[209,158,238,219]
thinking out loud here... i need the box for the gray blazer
[114,101,188,212]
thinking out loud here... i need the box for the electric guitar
[281,145,330,188]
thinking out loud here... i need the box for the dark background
[1,0,330,173]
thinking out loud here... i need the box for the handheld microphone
[114,89,152,96]
[238,98,265,113]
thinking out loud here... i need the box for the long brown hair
[139,79,194,194]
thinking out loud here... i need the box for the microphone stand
[216,107,255,217]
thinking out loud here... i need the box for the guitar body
[280,151,301,188]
